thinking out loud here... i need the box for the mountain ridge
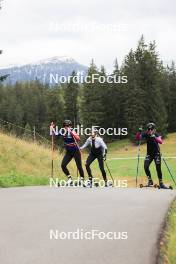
[0,56,88,85]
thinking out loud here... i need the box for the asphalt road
[0,187,175,264]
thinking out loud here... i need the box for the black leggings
[85,153,107,182]
[144,154,162,181]
[61,149,84,179]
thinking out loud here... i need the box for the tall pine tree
[63,71,79,126]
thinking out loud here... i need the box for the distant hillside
[0,56,88,85]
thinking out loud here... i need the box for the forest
[0,36,176,141]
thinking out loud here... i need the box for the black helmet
[63,120,72,127]
[147,123,156,130]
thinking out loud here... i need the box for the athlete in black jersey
[136,123,167,188]
[59,120,85,186]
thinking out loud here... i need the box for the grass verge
[0,172,49,188]
[158,200,176,264]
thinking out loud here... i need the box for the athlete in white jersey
[80,130,108,186]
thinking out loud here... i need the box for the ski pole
[50,122,55,178]
[105,160,114,185]
[51,135,54,178]
[162,157,176,186]
[136,140,141,187]
[154,139,176,187]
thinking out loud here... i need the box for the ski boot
[104,181,113,187]
[78,178,86,187]
[105,181,113,187]
[85,179,92,188]
[147,178,154,187]
[159,182,171,189]
[66,176,73,187]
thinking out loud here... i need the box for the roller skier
[80,129,108,187]
[136,123,168,189]
[59,120,85,186]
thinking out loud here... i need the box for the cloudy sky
[0,0,175,71]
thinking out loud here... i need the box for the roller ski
[140,178,158,188]
[139,183,158,188]
[140,180,173,190]
[73,177,86,187]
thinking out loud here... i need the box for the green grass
[0,172,48,187]
[0,132,62,187]
[1,131,176,187]
[159,200,176,264]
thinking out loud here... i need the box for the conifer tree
[81,60,102,128]
[63,71,79,126]
[122,36,167,138]
[168,62,176,131]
